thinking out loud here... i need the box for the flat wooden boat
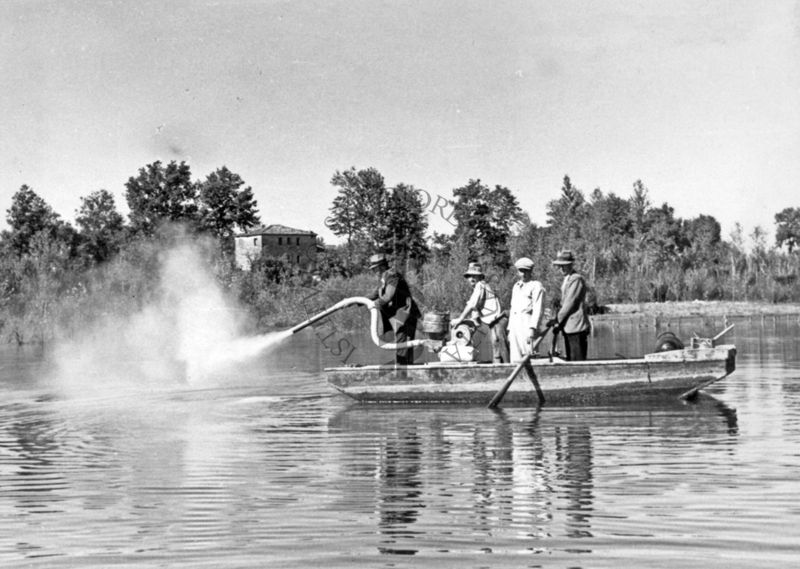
[325,344,736,405]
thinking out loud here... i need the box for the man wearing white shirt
[508,257,546,362]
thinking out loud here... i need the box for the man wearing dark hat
[548,250,591,361]
[367,253,421,365]
[450,262,509,363]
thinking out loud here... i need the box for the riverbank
[597,300,800,319]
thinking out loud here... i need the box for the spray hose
[290,296,438,352]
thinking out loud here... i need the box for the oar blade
[488,354,531,408]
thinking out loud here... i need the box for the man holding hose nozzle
[366,253,421,365]
[547,250,591,361]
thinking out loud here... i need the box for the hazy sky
[2,0,798,243]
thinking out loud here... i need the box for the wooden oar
[679,372,731,400]
[523,359,545,403]
[488,325,552,408]
[488,355,531,408]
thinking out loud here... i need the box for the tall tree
[451,179,523,266]
[584,188,632,278]
[643,202,682,267]
[3,185,70,256]
[590,190,632,239]
[379,183,429,266]
[775,207,800,253]
[683,214,721,249]
[197,166,261,240]
[628,179,651,239]
[546,175,588,242]
[544,175,592,277]
[125,161,199,235]
[75,189,126,263]
[682,214,722,264]
[327,167,388,261]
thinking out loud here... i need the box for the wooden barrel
[421,312,449,339]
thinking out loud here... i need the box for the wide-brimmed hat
[368,253,389,269]
[463,262,484,277]
[514,257,534,271]
[552,250,576,265]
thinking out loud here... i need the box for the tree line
[0,161,261,343]
[1,161,799,343]
[324,169,800,309]
[2,161,260,263]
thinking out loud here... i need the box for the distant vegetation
[1,162,799,344]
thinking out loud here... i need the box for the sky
[2,0,799,245]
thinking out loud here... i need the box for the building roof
[237,224,317,237]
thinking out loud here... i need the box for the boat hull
[325,344,736,404]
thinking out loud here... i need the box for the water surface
[1,315,799,568]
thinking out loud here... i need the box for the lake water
[1,314,799,568]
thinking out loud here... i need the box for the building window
[278,237,283,245]
[296,237,300,245]
[253,238,257,245]
[296,255,301,263]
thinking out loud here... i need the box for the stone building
[234,224,319,270]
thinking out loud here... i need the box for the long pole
[524,359,545,403]
[679,372,731,400]
[487,355,530,409]
[488,324,554,408]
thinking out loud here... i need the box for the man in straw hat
[508,257,546,362]
[366,253,421,365]
[450,262,509,363]
[547,250,591,361]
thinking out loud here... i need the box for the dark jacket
[368,269,421,330]
[557,272,591,334]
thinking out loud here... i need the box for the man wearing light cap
[508,257,546,361]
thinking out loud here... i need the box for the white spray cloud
[50,239,290,397]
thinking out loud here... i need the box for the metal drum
[421,312,449,340]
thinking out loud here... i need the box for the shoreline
[596,300,800,319]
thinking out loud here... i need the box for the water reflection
[329,396,738,556]
[554,421,593,539]
[377,424,424,555]
[3,406,69,516]
[0,390,233,560]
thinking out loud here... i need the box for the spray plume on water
[51,240,291,396]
